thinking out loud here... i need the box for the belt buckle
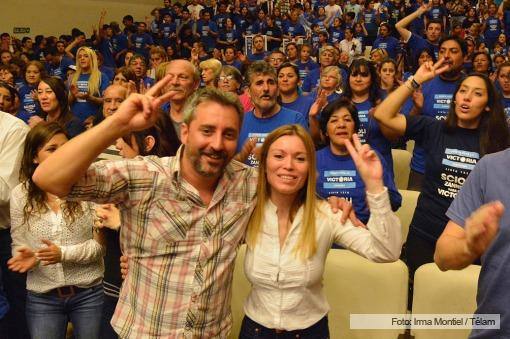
[57,286,75,298]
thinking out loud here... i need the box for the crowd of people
[1,0,510,338]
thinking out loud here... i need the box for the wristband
[407,76,421,90]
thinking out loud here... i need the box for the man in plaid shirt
[34,63,355,338]
[34,69,258,337]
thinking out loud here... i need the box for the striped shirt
[67,147,258,338]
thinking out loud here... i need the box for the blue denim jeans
[0,228,29,339]
[100,294,119,339]
[239,315,329,339]
[26,284,104,339]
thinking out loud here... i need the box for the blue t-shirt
[18,84,40,123]
[302,68,321,93]
[283,21,306,37]
[316,146,401,224]
[504,10,510,35]
[214,13,230,30]
[222,59,243,71]
[262,26,283,51]
[408,33,439,61]
[196,19,218,51]
[247,51,268,62]
[71,72,109,122]
[410,76,462,174]
[405,115,480,242]
[218,29,240,45]
[47,57,74,80]
[160,22,176,39]
[363,9,379,35]
[237,107,308,167]
[130,33,153,58]
[329,26,344,45]
[111,33,128,55]
[355,99,394,178]
[373,36,401,59]
[296,59,319,81]
[99,37,116,68]
[484,16,502,40]
[426,6,447,22]
[446,149,510,339]
[281,95,315,121]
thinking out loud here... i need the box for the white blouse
[10,183,104,293]
[243,188,402,330]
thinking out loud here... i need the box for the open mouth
[459,104,470,113]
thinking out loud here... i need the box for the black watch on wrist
[408,76,421,90]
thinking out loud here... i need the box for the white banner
[350,314,500,330]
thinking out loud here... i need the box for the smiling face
[180,100,240,179]
[454,75,489,128]
[266,135,309,202]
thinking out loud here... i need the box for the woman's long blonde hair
[71,46,102,96]
[246,124,318,260]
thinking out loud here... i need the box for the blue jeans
[26,284,104,339]
[239,315,329,339]
[100,294,119,339]
[0,228,29,339]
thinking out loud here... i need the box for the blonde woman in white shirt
[8,122,105,339]
[240,124,402,338]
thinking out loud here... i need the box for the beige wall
[0,0,162,38]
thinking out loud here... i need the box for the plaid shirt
[67,147,257,338]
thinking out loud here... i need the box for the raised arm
[395,3,430,41]
[374,58,449,138]
[331,135,402,262]
[32,75,179,197]
[434,202,504,271]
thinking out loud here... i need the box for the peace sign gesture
[112,74,182,133]
[413,58,450,85]
[344,134,384,194]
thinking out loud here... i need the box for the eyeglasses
[219,75,235,81]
